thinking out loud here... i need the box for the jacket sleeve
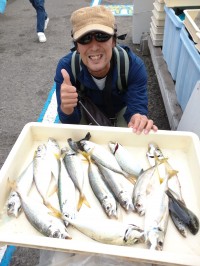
[54,54,81,124]
[123,49,148,123]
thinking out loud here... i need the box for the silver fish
[108,141,143,178]
[46,138,61,183]
[98,164,134,212]
[132,165,158,216]
[62,147,90,211]
[144,168,177,250]
[146,142,184,203]
[7,161,34,217]
[78,140,128,177]
[62,215,144,246]
[33,144,52,205]
[88,160,117,218]
[58,157,76,226]
[166,190,199,236]
[19,192,71,239]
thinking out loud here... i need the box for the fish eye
[7,202,14,209]
[52,230,61,238]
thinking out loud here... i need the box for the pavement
[0,0,180,265]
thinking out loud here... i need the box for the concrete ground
[0,0,178,265]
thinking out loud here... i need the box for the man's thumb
[61,69,71,85]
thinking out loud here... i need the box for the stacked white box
[150,0,166,46]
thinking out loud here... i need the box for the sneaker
[44,17,49,31]
[37,32,47,43]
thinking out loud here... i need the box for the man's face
[77,33,115,78]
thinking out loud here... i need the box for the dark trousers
[29,0,48,32]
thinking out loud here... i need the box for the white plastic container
[0,122,200,266]
[151,19,164,34]
[184,9,200,43]
[151,14,165,26]
[154,0,165,12]
[153,2,166,19]
[164,0,200,7]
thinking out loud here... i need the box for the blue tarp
[0,0,7,14]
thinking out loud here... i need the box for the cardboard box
[0,122,200,265]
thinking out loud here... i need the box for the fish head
[119,192,135,212]
[146,143,165,166]
[146,228,165,251]
[101,198,117,218]
[124,224,145,245]
[79,140,94,153]
[48,225,71,239]
[61,147,76,157]
[47,138,61,158]
[134,196,146,216]
[35,144,47,159]
[7,192,22,217]
[108,141,118,154]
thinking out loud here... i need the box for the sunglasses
[77,32,112,45]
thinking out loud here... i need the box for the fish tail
[77,194,90,211]
[126,174,137,185]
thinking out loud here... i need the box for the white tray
[0,122,200,266]
[184,9,200,43]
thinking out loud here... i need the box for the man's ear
[112,38,116,48]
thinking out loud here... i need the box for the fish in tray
[87,158,118,219]
[54,211,144,246]
[166,190,199,237]
[19,192,71,239]
[6,161,34,217]
[62,147,90,211]
[46,137,61,183]
[58,156,76,227]
[33,144,54,206]
[69,137,129,178]
[132,164,160,216]
[146,142,184,203]
[144,166,177,251]
[108,141,143,179]
[97,164,135,213]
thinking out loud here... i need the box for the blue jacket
[54,45,148,124]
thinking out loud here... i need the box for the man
[54,5,158,134]
[29,0,49,43]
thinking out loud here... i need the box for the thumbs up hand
[60,69,78,115]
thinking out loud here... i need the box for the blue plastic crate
[162,6,184,80]
[175,27,200,111]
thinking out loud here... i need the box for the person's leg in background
[29,0,49,43]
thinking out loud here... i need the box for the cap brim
[73,24,114,41]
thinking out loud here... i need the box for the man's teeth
[89,55,101,60]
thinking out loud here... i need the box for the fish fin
[47,203,63,219]
[47,179,58,198]
[125,175,137,185]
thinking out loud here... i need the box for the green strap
[114,45,129,91]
